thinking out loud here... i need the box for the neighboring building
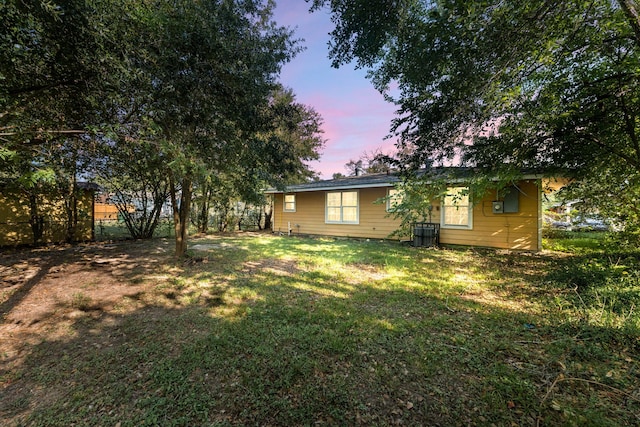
[0,183,97,246]
[266,172,544,251]
[94,194,138,221]
[94,193,121,221]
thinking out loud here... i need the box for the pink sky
[273,1,399,179]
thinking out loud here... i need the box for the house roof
[265,172,400,193]
[77,182,101,191]
[266,167,547,194]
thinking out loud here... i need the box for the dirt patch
[0,239,174,374]
[241,258,302,277]
[190,242,238,251]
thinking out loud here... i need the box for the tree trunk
[263,199,273,231]
[28,192,44,245]
[170,174,192,257]
[257,209,263,230]
[237,206,247,231]
[65,175,78,243]
[197,184,210,233]
[618,0,640,47]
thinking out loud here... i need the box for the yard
[1,232,639,426]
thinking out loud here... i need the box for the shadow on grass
[1,234,639,426]
[2,263,638,425]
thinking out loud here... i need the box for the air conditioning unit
[492,201,504,214]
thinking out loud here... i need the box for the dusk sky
[272,1,399,179]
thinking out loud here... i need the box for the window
[326,191,358,224]
[283,194,296,212]
[441,187,472,229]
[386,188,403,212]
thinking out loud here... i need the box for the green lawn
[1,233,639,426]
[542,229,606,253]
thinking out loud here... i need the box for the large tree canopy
[2,0,321,255]
[313,0,640,230]
[126,0,300,256]
[0,0,136,149]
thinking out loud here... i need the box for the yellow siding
[0,190,94,246]
[271,180,541,250]
[438,180,540,250]
[0,194,32,246]
[273,188,403,240]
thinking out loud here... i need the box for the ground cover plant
[1,233,638,426]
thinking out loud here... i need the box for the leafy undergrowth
[1,234,639,426]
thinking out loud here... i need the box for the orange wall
[95,203,121,220]
[272,180,541,250]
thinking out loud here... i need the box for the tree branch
[617,0,640,47]
[0,130,86,137]
[7,80,81,96]
[581,132,640,169]
[618,89,640,165]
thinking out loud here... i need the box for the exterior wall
[438,180,540,250]
[271,179,541,250]
[0,190,94,246]
[273,187,403,239]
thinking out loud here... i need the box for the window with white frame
[283,194,296,212]
[441,187,472,229]
[386,188,403,212]
[326,191,358,224]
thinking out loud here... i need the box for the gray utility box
[413,222,440,247]
[493,186,520,214]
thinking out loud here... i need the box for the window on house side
[284,194,296,212]
[326,191,358,224]
[386,188,403,212]
[441,187,472,229]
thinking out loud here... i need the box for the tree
[254,86,325,187]
[3,1,318,255]
[344,148,396,176]
[1,0,151,242]
[344,159,364,176]
[1,0,136,151]
[130,0,300,256]
[312,0,640,232]
[383,177,448,239]
[190,85,324,234]
[93,138,171,239]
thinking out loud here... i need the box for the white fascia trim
[266,183,395,194]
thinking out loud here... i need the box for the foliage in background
[93,138,171,239]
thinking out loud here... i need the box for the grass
[94,218,174,241]
[2,233,639,426]
[542,229,606,253]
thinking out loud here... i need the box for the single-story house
[266,171,544,251]
[0,182,97,246]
